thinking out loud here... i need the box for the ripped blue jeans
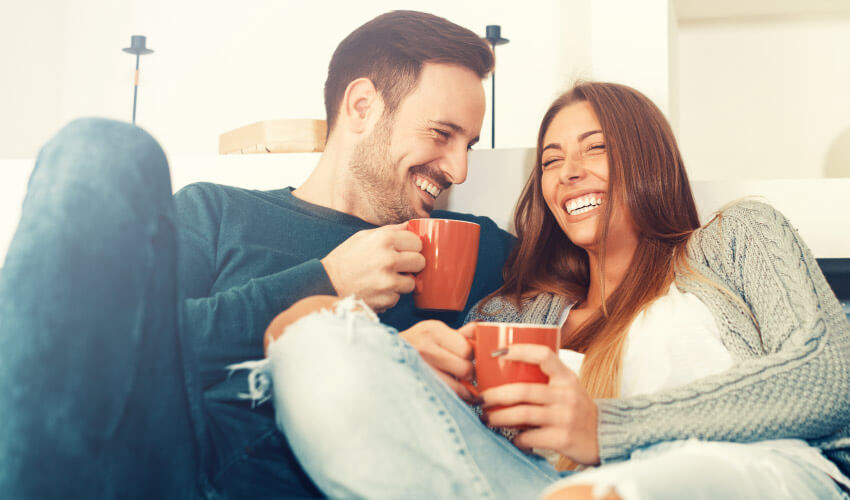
[243,299,848,500]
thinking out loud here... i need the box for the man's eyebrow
[430,120,479,145]
[431,120,466,135]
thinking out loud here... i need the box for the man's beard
[350,120,418,225]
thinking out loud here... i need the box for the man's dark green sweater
[174,183,515,399]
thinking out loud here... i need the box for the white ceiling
[674,0,850,23]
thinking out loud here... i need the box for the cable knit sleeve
[594,201,850,473]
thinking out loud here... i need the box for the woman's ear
[340,77,383,134]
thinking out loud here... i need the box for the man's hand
[400,321,477,402]
[321,223,425,312]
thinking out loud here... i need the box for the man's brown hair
[323,10,494,136]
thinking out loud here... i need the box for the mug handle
[461,333,480,398]
[459,379,480,399]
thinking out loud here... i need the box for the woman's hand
[480,344,600,465]
[400,321,477,403]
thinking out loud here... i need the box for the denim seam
[210,427,280,486]
[399,341,496,498]
[485,421,563,479]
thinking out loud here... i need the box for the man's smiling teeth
[415,177,442,198]
[565,194,604,215]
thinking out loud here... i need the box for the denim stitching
[211,427,280,485]
[399,341,496,498]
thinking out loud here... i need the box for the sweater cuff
[596,399,633,464]
[267,258,337,306]
[291,258,337,296]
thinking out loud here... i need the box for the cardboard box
[219,119,327,154]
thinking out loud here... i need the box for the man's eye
[433,129,451,140]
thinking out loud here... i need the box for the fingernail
[490,347,509,358]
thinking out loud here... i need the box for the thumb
[382,222,411,231]
[457,322,477,340]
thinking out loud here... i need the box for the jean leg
[540,440,848,500]
[267,303,559,499]
[0,119,202,498]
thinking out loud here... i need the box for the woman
[253,82,850,499]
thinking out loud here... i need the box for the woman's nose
[558,157,584,184]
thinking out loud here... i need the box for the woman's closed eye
[542,157,562,169]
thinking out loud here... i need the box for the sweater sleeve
[595,201,850,464]
[174,184,336,368]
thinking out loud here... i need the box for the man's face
[350,63,486,225]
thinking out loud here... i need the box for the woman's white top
[557,283,850,489]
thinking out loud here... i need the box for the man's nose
[441,145,468,185]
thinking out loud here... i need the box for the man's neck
[294,144,374,222]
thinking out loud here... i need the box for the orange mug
[407,218,480,311]
[466,322,560,407]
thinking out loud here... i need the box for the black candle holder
[122,35,154,125]
[485,25,509,149]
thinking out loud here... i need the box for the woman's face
[540,101,638,255]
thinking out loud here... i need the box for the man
[0,10,513,499]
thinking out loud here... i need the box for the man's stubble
[349,118,418,225]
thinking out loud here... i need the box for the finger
[480,382,554,409]
[393,251,426,273]
[370,292,400,313]
[500,344,574,380]
[459,379,480,399]
[432,327,474,360]
[419,343,474,380]
[485,403,551,429]
[393,274,416,295]
[435,371,475,402]
[392,230,423,252]
[457,322,477,340]
[383,222,410,231]
[511,427,563,454]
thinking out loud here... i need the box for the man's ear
[340,78,383,134]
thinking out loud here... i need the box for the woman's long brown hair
[493,82,701,400]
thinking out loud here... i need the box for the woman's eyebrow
[543,130,602,153]
[578,129,602,141]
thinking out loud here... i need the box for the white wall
[589,0,677,119]
[0,0,592,159]
[0,1,67,158]
[5,1,850,180]
[677,18,850,180]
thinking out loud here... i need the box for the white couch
[2,149,848,311]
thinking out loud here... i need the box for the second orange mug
[407,218,480,311]
[472,322,560,395]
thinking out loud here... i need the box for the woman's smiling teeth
[415,177,442,198]
[565,193,604,215]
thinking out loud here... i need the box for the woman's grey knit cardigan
[466,201,850,475]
